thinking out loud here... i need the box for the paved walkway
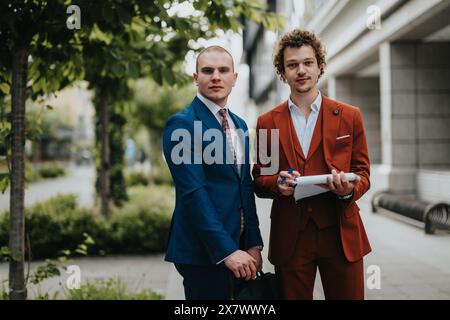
[360,199,450,299]
[0,254,170,299]
[0,165,96,213]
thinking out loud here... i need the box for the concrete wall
[379,41,450,197]
[390,42,450,169]
[417,169,450,203]
[335,76,381,164]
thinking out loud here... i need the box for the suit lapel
[193,97,240,179]
[193,97,222,131]
[287,111,306,161]
[273,101,300,170]
[322,96,342,170]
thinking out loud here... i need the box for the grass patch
[0,277,164,300]
[67,278,163,300]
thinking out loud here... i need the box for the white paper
[293,173,356,201]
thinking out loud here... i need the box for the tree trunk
[9,47,29,300]
[99,93,110,218]
[147,130,154,185]
[148,129,165,185]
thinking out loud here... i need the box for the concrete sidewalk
[0,254,171,299]
[0,165,96,213]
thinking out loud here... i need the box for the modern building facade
[243,0,450,203]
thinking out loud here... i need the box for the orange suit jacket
[252,95,372,265]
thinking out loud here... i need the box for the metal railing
[371,190,450,234]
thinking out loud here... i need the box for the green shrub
[0,186,174,260]
[67,278,163,300]
[25,166,42,183]
[38,164,65,178]
[31,193,78,213]
[0,277,163,300]
[0,194,107,259]
[109,209,170,253]
[126,171,149,187]
[108,185,173,253]
[117,184,174,217]
[24,164,66,183]
[0,213,8,250]
[152,165,173,186]
[23,194,108,259]
[28,209,109,259]
[0,280,7,300]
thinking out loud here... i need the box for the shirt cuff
[338,191,354,200]
[216,250,237,265]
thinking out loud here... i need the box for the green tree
[133,79,196,177]
[92,86,131,210]
[0,0,89,300]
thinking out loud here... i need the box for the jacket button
[307,207,313,212]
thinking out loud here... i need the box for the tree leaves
[133,78,196,133]
[110,62,126,78]
[127,62,140,79]
[89,24,113,45]
[103,6,115,24]
[29,260,61,285]
[0,83,9,95]
[151,66,163,86]
[0,246,22,262]
[162,68,175,85]
[0,173,10,194]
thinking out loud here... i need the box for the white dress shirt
[197,93,244,166]
[288,92,322,158]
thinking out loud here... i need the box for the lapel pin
[333,108,339,115]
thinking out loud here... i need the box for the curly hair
[273,29,326,80]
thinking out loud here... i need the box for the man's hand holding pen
[277,168,301,196]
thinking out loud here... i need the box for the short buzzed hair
[195,45,235,72]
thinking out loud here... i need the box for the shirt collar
[197,92,227,117]
[288,91,322,113]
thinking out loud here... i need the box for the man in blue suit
[163,46,264,300]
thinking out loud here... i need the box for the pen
[280,168,294,185]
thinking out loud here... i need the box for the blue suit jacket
[163,97,263,265]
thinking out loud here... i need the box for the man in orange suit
[253,29,371,300]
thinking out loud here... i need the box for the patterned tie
[218,108,237,166]
[218,108,244,235]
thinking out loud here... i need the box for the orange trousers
[275,220,365,300]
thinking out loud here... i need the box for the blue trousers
[175,264,244,300]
